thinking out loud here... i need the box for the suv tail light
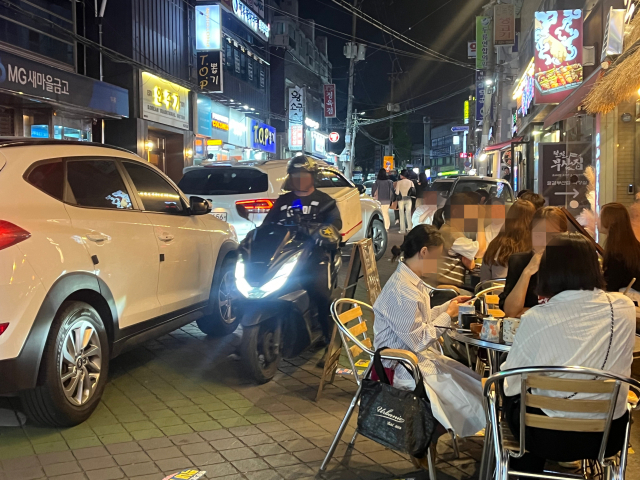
[235,199,274,214]
[0,221,30,251]
[0,323,8,336]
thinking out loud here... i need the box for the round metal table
[447,329,511,375]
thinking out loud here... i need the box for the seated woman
[480,199,535,281]
[373,225,485,438]
[600,203,640,300]
[502,233,636,474]
[499,206,568,317]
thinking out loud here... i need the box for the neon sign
[232,0,270,40]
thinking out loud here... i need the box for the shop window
[225,43,234,71]
[123,162,184,214]
[25,160,64,200]
[66,160,132,210]
[234,48,241,75]
[240,51,247,80]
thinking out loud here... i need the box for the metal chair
[320,298,437,479]
[475,279,507,296]
[482,366,640,480]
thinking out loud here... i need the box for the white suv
[0,139,238,426]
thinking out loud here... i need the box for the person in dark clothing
[263,156,342,345]
[499,207,568,316]
[601,203,640,293]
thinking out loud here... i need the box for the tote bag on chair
[357,348,437,458]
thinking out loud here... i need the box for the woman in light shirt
[395,170,415,234]
[502,233,635,474]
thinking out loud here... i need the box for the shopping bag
[357,347,437,458]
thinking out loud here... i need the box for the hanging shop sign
[476,16,492,69]
[494,4,515,46]
[231,0,270,41]
[540,142,592,217]
[329,132,340,143]
[306,131,327,156]
[324,84,336,118]
[288,86,304,151]
[0,48,128,117]
[197,51,223,93]
[476,70,486,122]
[601,8,625,62]
[195,5,221,50]
[534,10,583,104]
[467,41,476,59]
[248,118,276,154]
[141,72,189,130]
[512,57,535,119]
[464,100,469,124]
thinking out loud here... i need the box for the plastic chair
[482,366,640,480]
[319,298,438,479]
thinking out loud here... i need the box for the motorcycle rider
[263,155,342,346]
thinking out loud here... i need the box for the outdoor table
[447,329,511,375]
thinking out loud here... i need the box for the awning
[484,137,523,152]
[543,67,601,129]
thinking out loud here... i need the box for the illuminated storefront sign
[512,58,535,118]
[463,100,469,124]
[288,86,304,151]
[212,113,229,131]
[534,10,583,104]
[195,5,221,50]
[476,16,492,69]
[141,72,189,130]
[249,118,276,154]
[228,109,247,146]
[231,0,270,41]
[196,95,212,137]
[476,70,485,122]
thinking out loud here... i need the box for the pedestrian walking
[371,168,394,230]
[395,170,414,234]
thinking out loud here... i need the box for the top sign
[232,0,270,41]
[451,126,469,133]
[534,10,583,104]
[141,72,189,130]
[195,5,221,50]
[494,4,515,46]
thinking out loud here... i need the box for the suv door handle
[158,233,174,242]
[86,234,109,243]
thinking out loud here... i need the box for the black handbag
[357,348,437,458]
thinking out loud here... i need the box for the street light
[479,153,487,161]
[485,79,493,86]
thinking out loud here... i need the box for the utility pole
[423,116,430,170]
[389,72,394,161]
[343,0,360,179]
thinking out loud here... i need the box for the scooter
[234,204,341,383]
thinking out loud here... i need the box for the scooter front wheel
[240,321,282,384]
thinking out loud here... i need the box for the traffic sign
[451,126,470,132]
[329,132,340,143]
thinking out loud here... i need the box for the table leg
[488,350,501,376]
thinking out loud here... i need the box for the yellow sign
[464,100,469,124]
[141,72,190,130]
[206,139,223,146]
[383,156,394,171]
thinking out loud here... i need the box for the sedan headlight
[235,252,301,299]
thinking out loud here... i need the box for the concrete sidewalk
[0,228,637,480]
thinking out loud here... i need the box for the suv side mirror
[189,196,211,216]
[357,184,365,194]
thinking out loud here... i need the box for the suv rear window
[178,168,268,195]
[453,181,513,202]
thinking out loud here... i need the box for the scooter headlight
[235,252,301,299]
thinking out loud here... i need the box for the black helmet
[287,155,318,176]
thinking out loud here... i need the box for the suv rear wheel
[20,301,109,427]
[197,257,240,336]
[368,218,387,261]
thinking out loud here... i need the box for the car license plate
[212,212,227,222]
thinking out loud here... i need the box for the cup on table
[502,318,520,345]
[480,317,502,343]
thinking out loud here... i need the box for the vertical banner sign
[540,142,592,217]
[494,4,515,46]
[288,86,304,151]
[594,114,601,242]
[197,51,223,93]
[324,84,336,118]
[195,5,221,50]
[476,16,492,69]
[534,10,583,104]
[463,100,469,124]
[476,70,486,122]
[467,41,477,58]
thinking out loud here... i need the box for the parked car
[429,175,515,209]
[178,160,388,260]
[363,180,375,196]
[0,139,239,426]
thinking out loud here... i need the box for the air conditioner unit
[271,34,288,47]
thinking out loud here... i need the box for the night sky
[295,0,487,163]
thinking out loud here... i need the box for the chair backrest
[483,366,640,464]
[330,298,375,384]
[475,284,505,316]
[474,279,506,295]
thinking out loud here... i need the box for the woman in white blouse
[502,233,636,474]
[373,225,486,438]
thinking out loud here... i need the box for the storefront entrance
[147,133,166,172]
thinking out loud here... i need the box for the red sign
[329,132,340,143]
[324,84,336,118]
[534,10,583,104]
[494,4,515,46]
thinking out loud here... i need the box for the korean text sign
[197,51,223,93]
[534,10,583,104]
[476,16,492,69]
[288,86,304,151]
[141,72,190,130]
[494,4,515,46]
[324,84,336,118]
[476,70,485,122]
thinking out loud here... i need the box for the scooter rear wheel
[241,321,282,384]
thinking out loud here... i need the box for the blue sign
[195,5,221,50]
[249,119,276,154]
[196,95,212,137]
[476,70,485,122]
[451,126,469,132]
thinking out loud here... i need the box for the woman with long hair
[481,199,535,281]
[600,202,640,294]
[374,225,485,439]
[371,168,394,230]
